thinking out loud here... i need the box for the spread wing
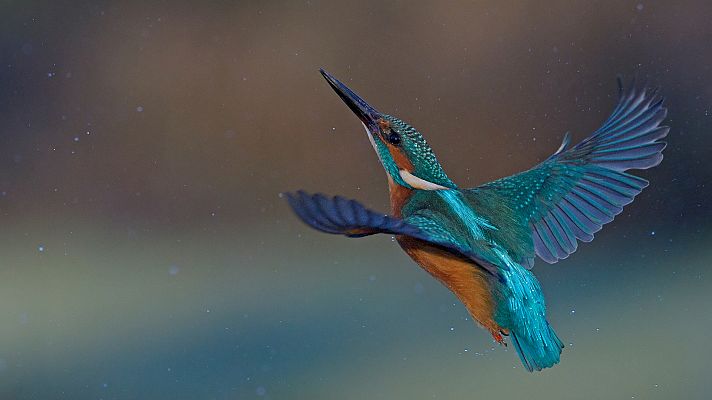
[468,78,668,265]
[284,191,504,279]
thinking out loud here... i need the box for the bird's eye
[386,129,401,146]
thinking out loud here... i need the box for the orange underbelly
[397,236,502,334]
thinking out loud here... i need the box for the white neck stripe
[399,169,448,190]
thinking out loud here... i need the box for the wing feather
[470,78,668,265]
[285,191,505,278]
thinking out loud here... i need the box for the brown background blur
[0,1,711,399]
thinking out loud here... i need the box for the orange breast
[387,175,412,218]
[398,236,503,335]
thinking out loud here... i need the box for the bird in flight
[285,69,668,371]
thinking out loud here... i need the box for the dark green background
[1,1,710,398]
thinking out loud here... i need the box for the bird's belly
[397,236,502,334]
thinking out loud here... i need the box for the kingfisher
[285,69,668,371]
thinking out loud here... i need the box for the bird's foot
[490,329,507,347]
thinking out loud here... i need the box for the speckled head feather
[379,114,457,189]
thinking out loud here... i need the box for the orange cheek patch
[386,142,414,172]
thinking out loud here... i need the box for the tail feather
[493,248,564,372]
[510,323,564,372]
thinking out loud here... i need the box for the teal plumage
[286,70,668,371]
[473,78,666,265]
[399,189,565,369]
[382,115,457,189]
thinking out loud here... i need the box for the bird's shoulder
[401,188,534,268]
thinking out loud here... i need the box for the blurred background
[0,1,711,398]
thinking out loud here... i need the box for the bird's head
[320,69,456,191]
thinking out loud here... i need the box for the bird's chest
[387,176,413,218]
[396,236,500,330]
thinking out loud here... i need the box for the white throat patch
[362,122,380,155]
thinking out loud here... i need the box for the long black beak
[320,69,381,131]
